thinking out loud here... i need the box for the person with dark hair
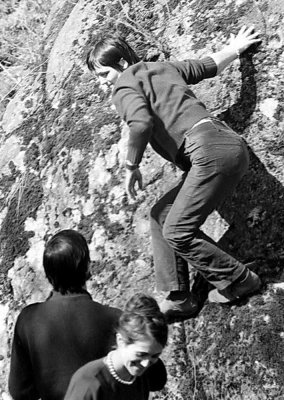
[43,229,91,294]
[86,35,140,73]
[9,229,121,400]
[64,293,168,400]
[86,26,262,322]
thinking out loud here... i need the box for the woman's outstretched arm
[210,25,262,74]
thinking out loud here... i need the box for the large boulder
[1,0,284,398]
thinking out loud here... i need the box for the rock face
[1,0,284,398]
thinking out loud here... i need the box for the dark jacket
[9,291,121,400]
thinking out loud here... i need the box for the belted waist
[190,117,221,131]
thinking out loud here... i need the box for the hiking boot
[160,292,199,323]
[208,269,261,304]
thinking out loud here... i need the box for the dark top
[112,57,217,165]
[64,357,167,400]
[9,291,121,400]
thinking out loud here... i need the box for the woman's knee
[163,221,195,251]
[163,223,181,249]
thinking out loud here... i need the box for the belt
[189,117,239,139]
[190,117,217,130]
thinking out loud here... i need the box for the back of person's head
[43,229,90,294]
[86,34,140,72]
[118,293,168,348]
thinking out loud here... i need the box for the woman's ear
[118,58,129,70]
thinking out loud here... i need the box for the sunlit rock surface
[0,0,284,398]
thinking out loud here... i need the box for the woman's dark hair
[43,229,90,294]
[86,34,140,72]
[118,293,168,348]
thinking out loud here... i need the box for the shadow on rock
[215,47,284,286]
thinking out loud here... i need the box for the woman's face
[118,335,164,377]
[95,65,121,88]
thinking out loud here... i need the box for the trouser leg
[162,123,250,291]
[150,176,190,292]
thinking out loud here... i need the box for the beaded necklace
[105,351,136,385]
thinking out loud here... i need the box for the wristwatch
[125,161,139,171]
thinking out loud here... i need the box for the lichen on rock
[1,0,284,399]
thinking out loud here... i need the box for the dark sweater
[8,291,121,400]
[64,357,167,400]
[112,57,217,165]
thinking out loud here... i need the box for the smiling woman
[64,293,168,400]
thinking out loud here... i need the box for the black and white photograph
[0,0,283,399]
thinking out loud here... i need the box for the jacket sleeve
[112,86,154,165]
[64,375,101,400]
[145,358,167,391]
[8,316,39,400]
[170,56,217,84]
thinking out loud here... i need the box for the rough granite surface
[0,0,284,399]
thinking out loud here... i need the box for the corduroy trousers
[150,119,249,292]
